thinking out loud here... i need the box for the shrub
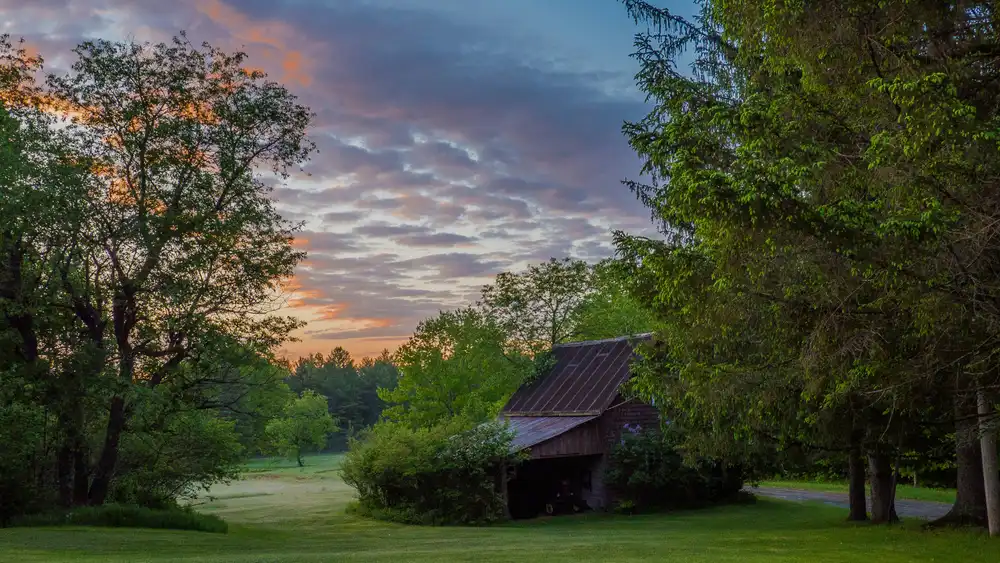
[341,418,525,525]
[605,426,744,512]
[9,503,228,533]
[109,410,245,509]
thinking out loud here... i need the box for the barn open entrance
[507,454,602,519]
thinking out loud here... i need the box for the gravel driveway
[750,486,952,520]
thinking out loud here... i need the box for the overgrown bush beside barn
[341,419,525,525]
[605,427,744,512]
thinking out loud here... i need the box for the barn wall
[528,419,603,459]
[598,395,661,447]
[594,395,661,508]
[513,395,662,514]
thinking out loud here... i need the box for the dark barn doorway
[507,455,599,519]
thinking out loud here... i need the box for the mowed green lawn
[1,454,997,563]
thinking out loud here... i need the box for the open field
[1,455,997,563]
[759,480,958,504]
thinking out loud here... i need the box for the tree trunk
[868,451,898,524]
[56,446,72,508]
[848,435,869,521]
[978,389,1000,537]
[72,447,89,506]
[297,450,304,468]
[87,396,126,505]
[932,392,987,527]
[500,461,511,520]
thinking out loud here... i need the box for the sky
[3,0,698,360]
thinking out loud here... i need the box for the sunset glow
[3,0,685,360]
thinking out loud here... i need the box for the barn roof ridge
[553,333,653,349]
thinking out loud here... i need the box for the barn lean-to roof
[505,415,598,450]
[501,333,652,417]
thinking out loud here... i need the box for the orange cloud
[315,304,350,321]
[195,0,314,87]
[286,287,325,309]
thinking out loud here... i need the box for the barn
[500,334,660,519]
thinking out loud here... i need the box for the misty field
[0,454,997,563]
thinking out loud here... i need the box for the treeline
[285,348,398,451]
[614,0,1000,528]
[0,34,315,522]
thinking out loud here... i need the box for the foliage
[109,410,246,508]
[480,257,592,351]
[0,397,51,524]
[266,390,337,467]
[572,259,658,341]
[605,427,745,512]
[288,347,398,450]
[0,30,313,518]
[341,418,525,525]
[381,308,533,427]
[9,504,227,534]
[613,0,1000,523]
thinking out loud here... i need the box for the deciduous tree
[266,390,337,467]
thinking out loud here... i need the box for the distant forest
[285,348,399,451]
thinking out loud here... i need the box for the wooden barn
[500,334,660,518]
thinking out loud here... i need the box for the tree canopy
[266,390,338,467]
[615,0,1000,525]
[0,32,312,518]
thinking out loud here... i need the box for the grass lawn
[1,455,994,563]
[758,479,957,504]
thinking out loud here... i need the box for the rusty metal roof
[501,334,651,416]
[503,415,598,450]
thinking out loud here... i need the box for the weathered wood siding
[527,419,603,459]
[598,394,662,448]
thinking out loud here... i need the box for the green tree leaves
[381,308,532,427]
[266,390,337,467]
[0,32,314,513]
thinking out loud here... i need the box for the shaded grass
[9,504,227,534]
[1,457,994,563]
[760,480,957,504]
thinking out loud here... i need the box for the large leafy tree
[572,259,658,341]
[380,308,534,428]
[1,31,315,513]
[480,257,592,351]
[266,390,337,467]
[40,34,314,505]
[613,0,1000,524]
[1,36,99,513]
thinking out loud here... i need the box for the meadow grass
[759,479,957,504]
[240,453,345,476]
[0,455,994,563]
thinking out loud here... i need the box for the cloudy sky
[5,0,695,359]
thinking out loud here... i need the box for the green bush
[108,409,245,509]
[605,426,744,512]
[9,503,228,533]
[341,418,525,525]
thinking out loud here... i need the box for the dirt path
[751,487,952,521]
